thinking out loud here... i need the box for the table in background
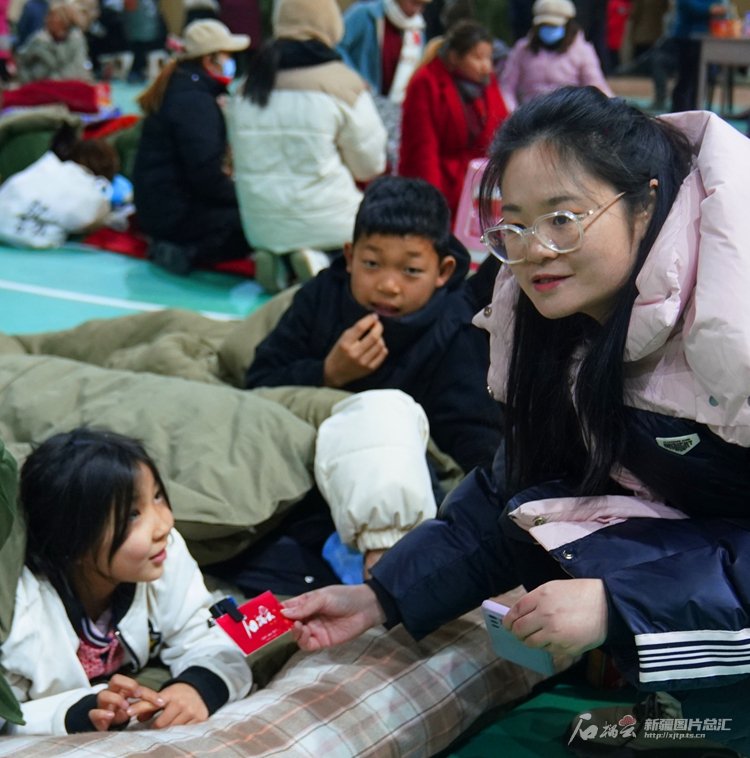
[697,35,750,114]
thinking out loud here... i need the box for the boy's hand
[88,673,165,731]
[323,313,388,387]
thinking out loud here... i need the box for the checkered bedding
[0,604,545,757]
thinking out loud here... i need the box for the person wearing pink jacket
[500,0,612,110]
[282,86,750,756]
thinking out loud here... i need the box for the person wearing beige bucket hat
[500,0,612,110]
[132,19,252,275]
[533,0,576,26]
[180,17,249,58]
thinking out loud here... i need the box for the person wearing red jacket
[398,19,508,217]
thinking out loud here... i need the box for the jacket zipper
[114,627,141,672]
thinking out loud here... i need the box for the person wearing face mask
[500,0,612,111]
[398,19,509,217]
[132,19,252,275]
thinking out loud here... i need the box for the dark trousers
[671,37,702,112]
[143,202,250,264]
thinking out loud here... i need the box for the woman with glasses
[282,86,750,755]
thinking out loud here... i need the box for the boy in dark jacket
[245,175,501,474]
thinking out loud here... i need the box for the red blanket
[2,80,104,113]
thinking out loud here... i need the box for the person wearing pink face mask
[132,19,251,275]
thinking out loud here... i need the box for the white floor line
[0,278,238,321]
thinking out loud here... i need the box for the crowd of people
[3,0,724,285]
[0,0,749,756]
[2,1,741,282]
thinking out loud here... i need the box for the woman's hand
[88,673,165,731]
[282,584,387,651]
[502,579,608,658]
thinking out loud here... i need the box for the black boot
[147,239,199,276]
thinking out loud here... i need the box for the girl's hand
[502,579,608,658]
[88,673,165,731]
[145,682,209,728]
[282,584,387,651]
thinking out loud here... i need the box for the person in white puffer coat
[227,0,387,292]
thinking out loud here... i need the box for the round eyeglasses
[480,192,626,265]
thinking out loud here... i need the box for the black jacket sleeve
[568,517,750,691]
[369,459,520,640]
[245,283,327,388]
[161,666,230,715]
[64,693,99,733]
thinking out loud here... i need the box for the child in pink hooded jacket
[500,0,612,110]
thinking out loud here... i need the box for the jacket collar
[626,111,750,401]
[175,61,228,96]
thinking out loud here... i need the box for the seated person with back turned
[245,175,502,477]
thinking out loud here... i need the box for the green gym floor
[0,242,269,334]
[0,81,269,336]
[444,675,638,757]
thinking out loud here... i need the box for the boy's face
[344,233,456,318]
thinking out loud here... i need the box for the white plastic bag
[0,151,112,249]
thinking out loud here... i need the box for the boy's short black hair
[352,176,452,258]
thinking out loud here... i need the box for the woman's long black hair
[479,86,693,494]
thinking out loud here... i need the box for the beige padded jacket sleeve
[314,390,437,553]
